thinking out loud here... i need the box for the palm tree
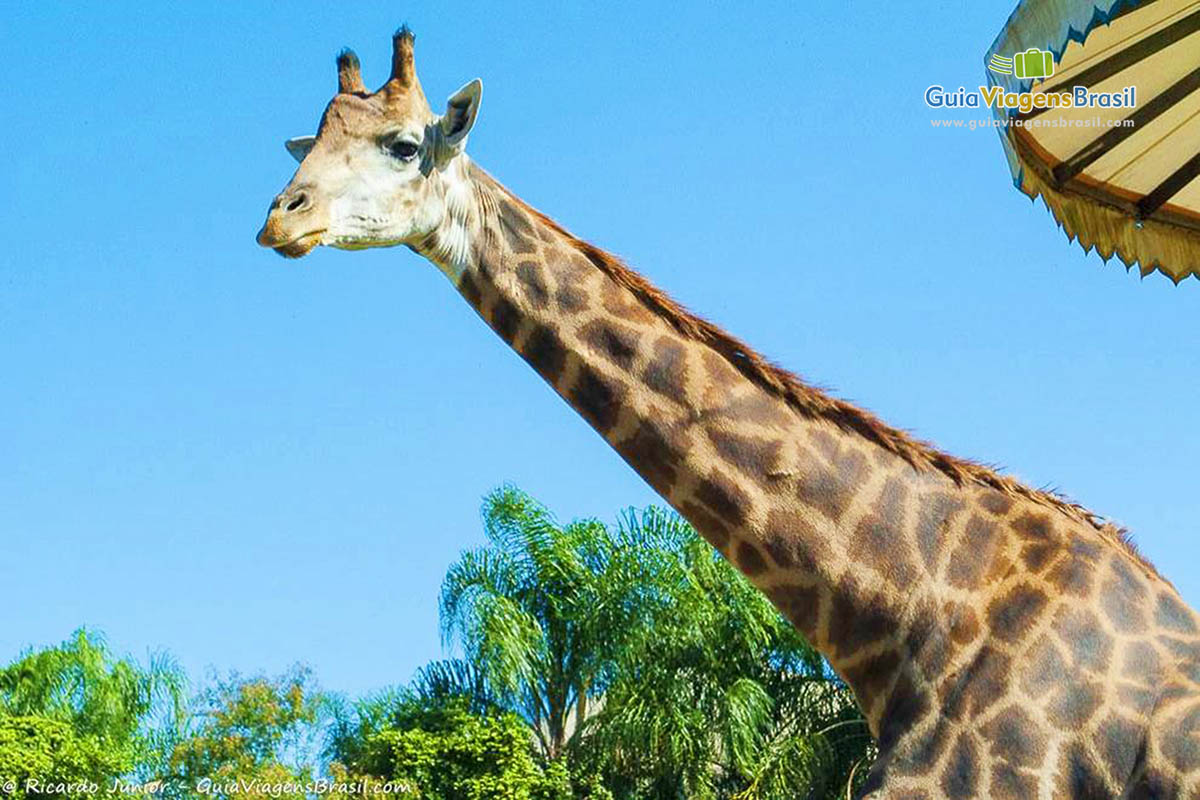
[730,670,873,799]
[438,486,644,759]
[565,507,873,799]
[0,628,187,782]
[436,489,873,797]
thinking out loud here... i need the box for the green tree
[165,666,325,799]
[0,628,186,785]
[0,717,130,798]
[340,695,563,800]
[430,488,872,798]
[438,487,649,761]
[577,508,872,800]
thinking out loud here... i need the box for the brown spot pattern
[520,324,566,382]
[1053,608,1111,673]
[987,583,1049,642]
[580,319,640,370]
[614,420,681,494]
[828,580,894,662]
[489,296,521,344]
[943,646,1011,720]
[735,541,768,576]
[1021,636,1067,698]
[570,364,622,433]
[947,515,1001,589]
[514,261,550,309]
[1047,681,1102,728]
[643,336,688,399]
[695,470,749,528]
[706,429,782,477]
[761,510,821,573]
[679,501,731,551]
[767,583,821,636]
[915,492,966,569]
[795,447,868,522]
[980,490,1014,516]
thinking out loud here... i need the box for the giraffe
[255,29,1200,798]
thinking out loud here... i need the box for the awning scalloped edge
[1012,138,1200,284]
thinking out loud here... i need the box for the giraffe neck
[410,160,1023,736]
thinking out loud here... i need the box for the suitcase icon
[1014,48,1055,80]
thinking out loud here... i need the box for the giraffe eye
[387,139,419,161]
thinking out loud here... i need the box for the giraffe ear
[439,79,482,153]
[284,136,316,163]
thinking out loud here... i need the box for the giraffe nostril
[285,192,309,213]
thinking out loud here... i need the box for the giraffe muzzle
[256,186,328,258]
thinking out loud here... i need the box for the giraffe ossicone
[257,28,1200,799]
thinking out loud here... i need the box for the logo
[989,48,1056,80]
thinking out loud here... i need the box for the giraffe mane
[475,165,1155,575]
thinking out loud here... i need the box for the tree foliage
[576,507,872,799]
[0,716,130,797]
[339,696,566,800]
[1,489,875,799]
[0,629,186,786]
[164,666,325,799]
[433,489,873,798]
[438,487,650,760]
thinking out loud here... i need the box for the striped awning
[987,0,1200,283]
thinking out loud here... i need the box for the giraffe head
[256,28,481,258]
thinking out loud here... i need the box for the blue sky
[2,2,1197,698]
